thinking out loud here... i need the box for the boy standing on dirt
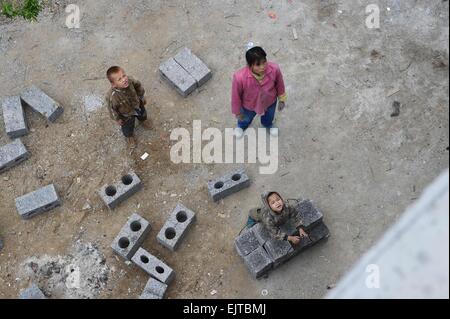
[105,66,153,150]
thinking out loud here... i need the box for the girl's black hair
[246,46,267,66]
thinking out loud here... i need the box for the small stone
[210,290,217,295]
[82,201,92,211]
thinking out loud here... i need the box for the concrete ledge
[327,170,449,299]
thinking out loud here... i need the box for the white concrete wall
[327,170,449,299]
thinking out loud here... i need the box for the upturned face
[110,68,129,89]
[268,193,284,213]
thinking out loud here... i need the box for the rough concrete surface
[0,0,448,299]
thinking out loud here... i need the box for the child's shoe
[141,119,154,130]
[269,127,279,137]
[234,127,244,139]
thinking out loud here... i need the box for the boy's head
[267,192,284,214]
[107,66,129,89]
[246,46,267,75]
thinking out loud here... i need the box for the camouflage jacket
[105,77,145,121]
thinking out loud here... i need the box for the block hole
[130,221,142,232]
[118,237,130,249]
[156,266,165,274]
[165,227,176,240]
[176,211,187,223]
[140,255,149,264]
[214,181,224,189]
[232,174,242,182]
[105,186,117,197]
[122,174,133,185]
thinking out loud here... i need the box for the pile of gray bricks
[98,171,142,209]
[1,86,64,139]
[1,87,64,178]
[235,199,330,279]
[157,203,196,251]
[15,184,61,220]
[0,139,29,175]
[111,213,178,299]
[207,168,251,202]
[159,47,212,97]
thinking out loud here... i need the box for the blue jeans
[237,100,277,130]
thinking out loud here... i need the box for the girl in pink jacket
[231,46,287,138]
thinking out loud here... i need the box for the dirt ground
[0,0,448,299]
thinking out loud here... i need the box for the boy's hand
[278,101,286,111]
[288,235,301,245]
[117,119,125,126]
[236,114,245,121]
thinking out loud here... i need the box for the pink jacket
[231,62,286,115]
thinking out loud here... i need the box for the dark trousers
[121,105,147,137]
[237,100,277,130]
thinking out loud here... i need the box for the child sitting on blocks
[248,191,308,245]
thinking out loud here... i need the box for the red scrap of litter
[268,11,277,19]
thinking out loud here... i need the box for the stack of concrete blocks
[294,199,324,230]
[15,184,61,220]
[19,285,47,299]
[0,139,29,175]
[111,213,152,260]
[235,227,274,279]
[98,171,142,209]
[157,203,196,251]
[207,168,251,202]
[235,199,330,279]
[159,47,212,97]
[20,86,64,123]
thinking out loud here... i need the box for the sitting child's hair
[246,46,267,66]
